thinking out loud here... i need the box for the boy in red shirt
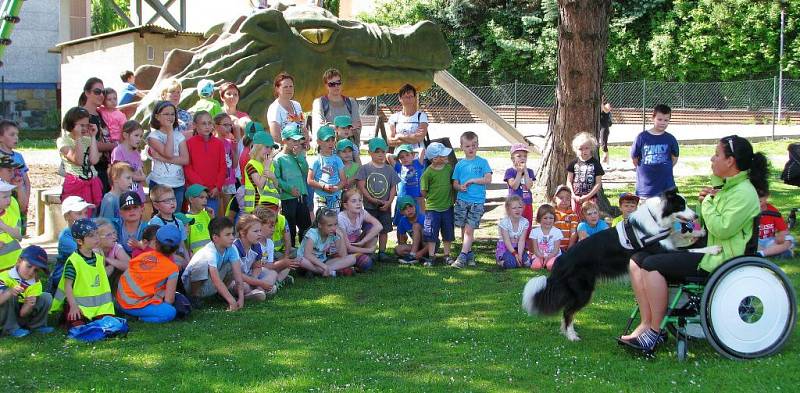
[757,190,794,258]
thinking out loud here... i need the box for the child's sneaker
[466,251,477,266]
[245,289,267,301]
[451,253,467,269]
[422,257,434,267]
[10,328,30,338]
[398,254,417,264]
[444,256,456,266]
[283,275,295,285]
[375,251,391,263]
[33,326,55,334]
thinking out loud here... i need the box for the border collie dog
[521,189,720,341]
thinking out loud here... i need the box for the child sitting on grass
[256,208,300,287]
[576,201,609,241]
[94,218,130,290]
[181,217,245,311]
[337,188,382,256]
[757,189,795,258]
[49,196,92,294]
[233,214,275,302]
[51,219,116,327]
[612,192,640,226]
[148,184,189,267]
[132,224,160,258]
[552,185,579,252]
[529,204,562,271]
[116,225,186,323]
[254,203,293,260]
[504,143,536,250]
[395,195,426,264]
[298,209,359,277]
[0,245,54,337]
[496,195,531,269]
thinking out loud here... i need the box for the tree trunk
[536,0,614,213]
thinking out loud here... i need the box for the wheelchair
[622,254,797,360]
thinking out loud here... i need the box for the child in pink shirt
[98,87,128,143]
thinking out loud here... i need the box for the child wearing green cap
[309,125,346,210]
[395,196,426,264]
[355,137,401,261]
[336,138,360,191]
[388,143,425,225]
[274,124,312,248]
[333,115,360,164]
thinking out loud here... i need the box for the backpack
[780,143,800,187]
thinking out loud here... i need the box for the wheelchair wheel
[676,327,688,361]
[701,256,797,360]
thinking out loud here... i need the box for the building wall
[1,0,61,84]
[133,33,204,72]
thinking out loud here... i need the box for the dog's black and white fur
[521,189,721,341]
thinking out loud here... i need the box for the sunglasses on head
[327,81,342,87]
[92,88,104,95]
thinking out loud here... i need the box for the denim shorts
[453,199,485,229]
[423,207,455,243]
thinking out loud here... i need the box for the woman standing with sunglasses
[311,69,361,141]
[79,77,117,193]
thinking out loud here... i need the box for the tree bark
[536,0,614,213]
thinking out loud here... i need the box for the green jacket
[698,170,760,272]
[273,151,309,200]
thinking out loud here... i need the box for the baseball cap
[0,155,22,169]
[197,79,215,97]
[155,225,182,247]
[244,121,266,140]
[281,123,305,141]
[119,191,143,209]
[0,179,15,192]
[367,137,388,152]
[619,192,640,203]
[71,218,98,239]
[62,195,95,214]
[20,245,48,271]
[510,143,530,155]
[396,144,414,155]
[174,212,195,225]
[336,139,356,152]
[424,142,452,160]
[317,125,336,141]
[186,184,208,199]
[333,115,352,128]
[252,131,279,148]
[554,184,571,196]
[397,195,415,210]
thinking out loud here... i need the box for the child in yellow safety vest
[243,131,281,214]
[50,219,115,328]
[0,245,54,337]
[0,169,22,271]
[185,184,214,254]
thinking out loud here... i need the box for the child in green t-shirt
[420,142,456,267]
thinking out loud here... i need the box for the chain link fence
[368,78,800,127]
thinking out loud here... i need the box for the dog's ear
[663,188,678,197]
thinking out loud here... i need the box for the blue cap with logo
[20,245,48,271]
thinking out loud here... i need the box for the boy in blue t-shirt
[308,125,346,210]
[395,196,425,264]
[388,144,425,225]
[451,131,492,268]
[630,104,679,198]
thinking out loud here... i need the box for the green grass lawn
[3,141,800,392]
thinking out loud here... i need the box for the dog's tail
[521,275,568,316]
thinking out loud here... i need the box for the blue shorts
[454,199,484,229]
[424,208,455,243]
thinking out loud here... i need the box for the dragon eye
[299,28,333,45]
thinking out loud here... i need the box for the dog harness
[616,219,672,251]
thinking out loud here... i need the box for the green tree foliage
[91,0,130,35]
[361,0,799,83]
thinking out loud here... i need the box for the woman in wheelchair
[621,135,769,352]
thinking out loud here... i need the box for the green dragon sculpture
[133,2,452,125]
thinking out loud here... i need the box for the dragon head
[133,3,452,125]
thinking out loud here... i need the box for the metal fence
[371,77,800,127]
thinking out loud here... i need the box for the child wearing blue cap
[0,245,54,337]
[50,218,116,328]
[187,79,223,118]
[117,225,188,323]
[420,142,456,267]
